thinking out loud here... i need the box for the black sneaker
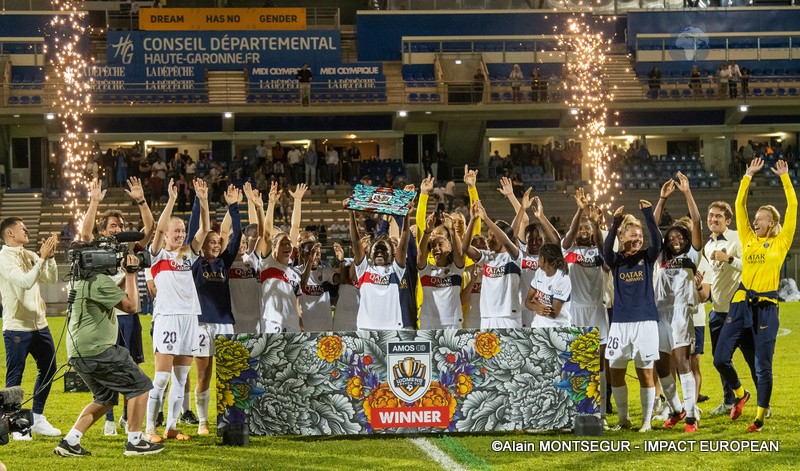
[698,394,710,403]
[180,410,199,425]
[124,439,165,456]
[156,411,164,428]
[54,439,91,457]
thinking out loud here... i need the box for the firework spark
[557,10,617,208]
[49,0,93,220]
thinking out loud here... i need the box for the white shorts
[605,320,659,369]
[263,316,301,334]
[153,314,198,356]
[194,322,235,357]
[530,313,570,328]
[571,303,609,343]
[481,315,522,330]
[657,305,694,353]
[521,309,534,328]
[233,317,261,335]
[463,311,481,329]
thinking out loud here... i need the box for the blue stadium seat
[430,93,440,102]
[765,87,775,96]
[8,96,19,105]
[753,88,762,97]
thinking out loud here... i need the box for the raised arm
[654,179,675,226]
[256,182,279,258]
[476,200,519,259]
[462,203,481,262]
[244,182,264,250]
[604,206,624,267]
[562,188,588,249]
[79,179,106,241]
[150,178,177,255]
[498,176,527,241]
[125,176,155,245]
[675,172,703,250]
[464,165,482,236]
[395,209,412,269]
[511,188,533,247]
[222,186,243,267]
[736,158,760,244]
[347,205,365,265]
[641,201,661,262]
[300,243,321,289]
[530,196,560,244]
[417,213,435,270]
[461,265,480,306]
[416,175,434,239]
[288,183,307,247]
[0,236,56,289]
[772,159,797,248]
[191,178,211,253]
[444,213,465,268]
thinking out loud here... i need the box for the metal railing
[4,74,800,108]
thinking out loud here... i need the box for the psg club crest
[387,341,432,403]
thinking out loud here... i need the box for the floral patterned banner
[216,327,600,436]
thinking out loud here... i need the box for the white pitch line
[409,437,468,471]
[778,328,792,337]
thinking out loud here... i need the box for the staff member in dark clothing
[296,63,313,106]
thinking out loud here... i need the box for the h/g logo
[111,34,134,64]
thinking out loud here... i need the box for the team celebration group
[0,157,794,458]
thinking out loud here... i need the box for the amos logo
[387,341,431,403]
[370,193,392,204]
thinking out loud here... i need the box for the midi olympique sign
[214,328,600,437]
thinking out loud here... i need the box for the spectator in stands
[542,142,552,175]
[743,140,755,165]
[326,146,339,185]
[509,64,524,103]
[716,63,729,100]
[530,68,543,103]
[728,61,741,99]
[647,66,662,99]
[347,143,361,181]
[636,141,651,163]
[272,141,285,165]
[690,65,703,98]
[422,149,434,178]
[129,0,139,20]
[571,142,583,183]
[340,145,352,185]
[150,157,167,208]
[444,180,455,212]
[152,0,161,7]
[552,141,564,181]
[436,149,449,181]
[115,148,128,187]
[296,64,313,106]
[741,66,750,98]
[304,144,318,186]
[287,144,303,185]
[488,150,502,180]
[473,68,485,103]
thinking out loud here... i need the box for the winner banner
[215,328,600,436]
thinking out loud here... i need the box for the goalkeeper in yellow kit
[713,157,796,432]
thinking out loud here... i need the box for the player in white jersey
[526,244,572,327]
[417,213,466,329]
[255,182,306,333]
[296,241,341,331]
[229,183,265,334]
[463,196,529,329]
[346,202,411,330]
[652,173,703,432]
[146,178,210,443]
[333,253,360,331]
[461,235,487,329]
[561,189,609,420]
[496,177,559,327]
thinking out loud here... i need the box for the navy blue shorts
[693,326,705,355]
[117,314,144,364]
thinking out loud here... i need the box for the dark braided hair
[539,243,569,275]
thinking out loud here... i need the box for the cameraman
[55,253,163,457]
[0,217,61,440]
[79,177,154,435]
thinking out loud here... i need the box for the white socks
[679,372,697,419]
[167,365,191,431]
[65,428,82,446]
[641,387,656,429]
[128,431,143,445]
[611,385,629,422]
[660,375,682,413]
[146,371,170,432]
[196,388,211,424]
[599,374,607,419]
[182,387,191,413]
